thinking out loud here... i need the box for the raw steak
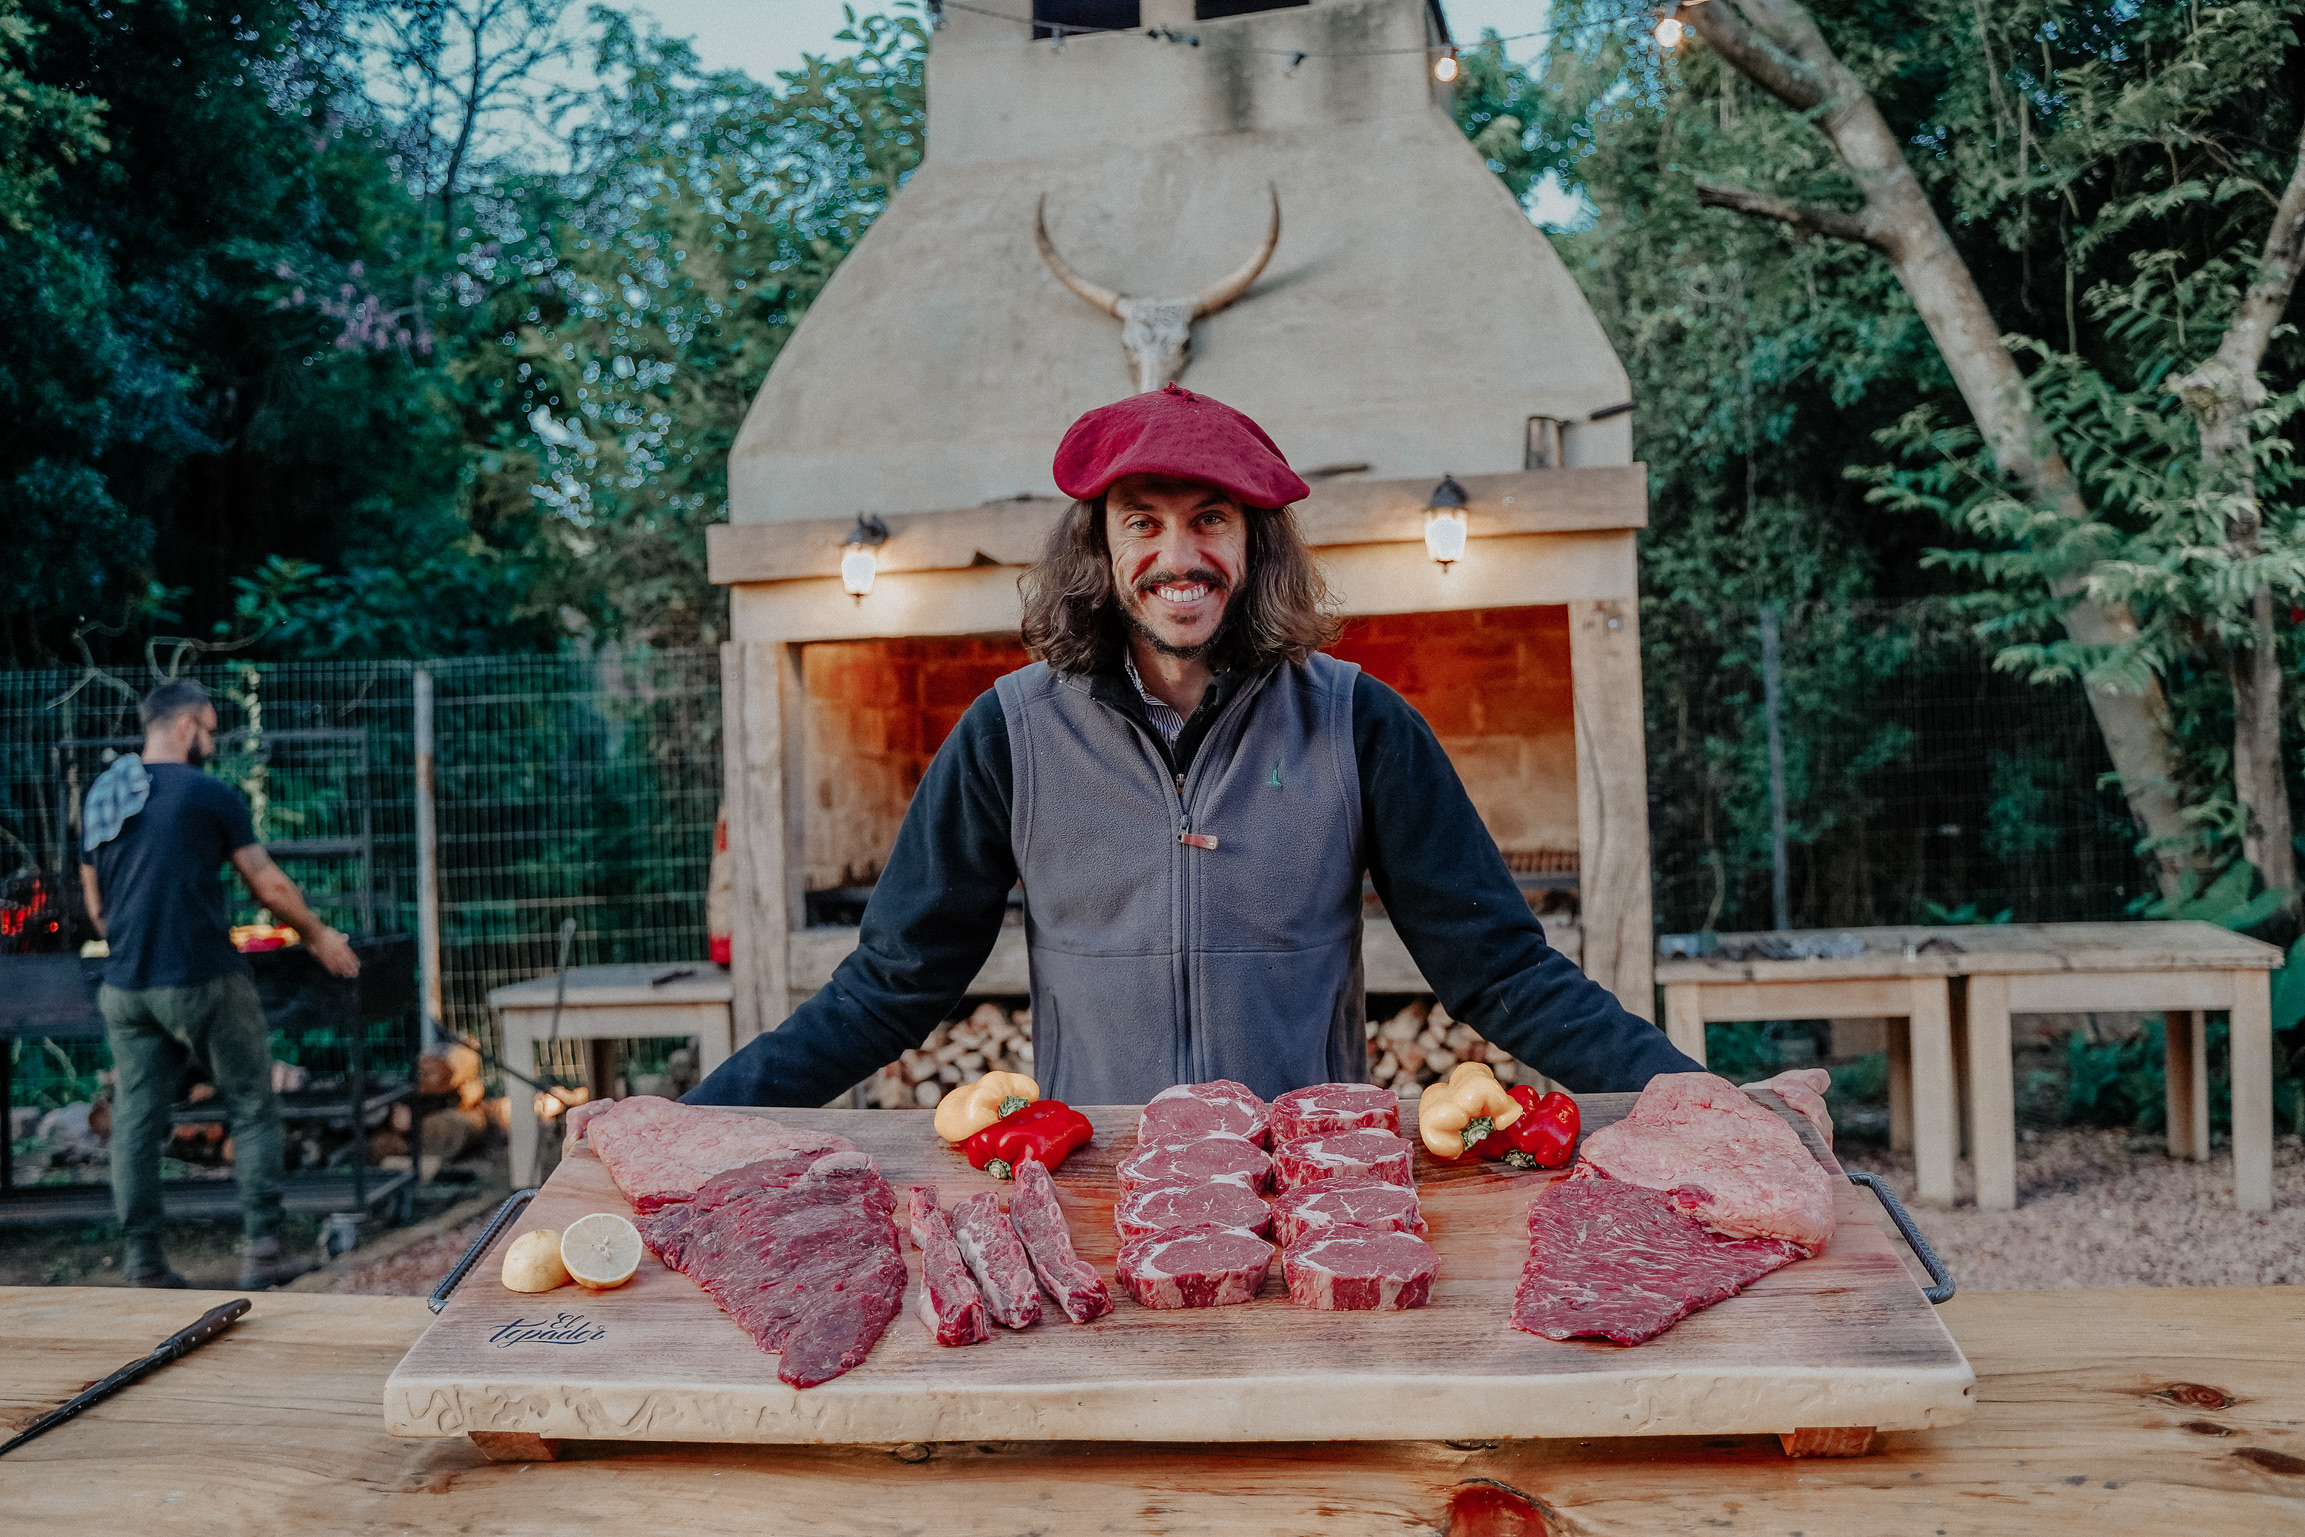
[905,1186,990,1347]
[661,1150,907,1386]
[1114,1225,1275,1309]
[1117,1134,1273,1194]
[1272,1128,1415,1189]
[586,1095,855,1212]
[1269,1082,1399,1144]
[1575,1072,1835,1253]
[1282,1224,1438,1311]
[636,1149,824,1270]
[1007,1159,1113,1324]
[1113,1179,1274,1242]
[1138,1080,1272,1148]
[1511,1173,1807,1345]
[1269,1177,1425,1248]
[950,1191,1044,1329]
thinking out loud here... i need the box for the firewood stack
[860,998,1546,1108]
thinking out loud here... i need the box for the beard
[1121,566,1231,661]
[186,739,211,769]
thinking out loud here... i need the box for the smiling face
[1104,474,1250,660]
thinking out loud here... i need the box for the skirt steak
[1269,1083,1400,1144]
[1006,1159,1113,1324]
[1282,1224,1438,1311]
[1114,1225,1275,1309]
[1512,1174,1808,1345]
[1269,1177,1425,1248]
[904,1186,991,1347]
[950,1191,1045,1329]
[1138,1080,1272,1149]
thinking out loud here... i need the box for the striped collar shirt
[1122,651,1187,746]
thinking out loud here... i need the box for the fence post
[1760,606,1791,932]
[415,668,443,1054]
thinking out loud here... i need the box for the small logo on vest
[1265,758,1283,789]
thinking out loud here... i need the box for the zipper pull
[1178,813,1218,852]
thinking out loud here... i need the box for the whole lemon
[501,1228,570,1293]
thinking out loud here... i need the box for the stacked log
[859,997,1547,1107]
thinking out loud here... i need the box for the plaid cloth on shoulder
[82,754,151,851]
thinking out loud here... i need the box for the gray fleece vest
[994,652,1366,1105]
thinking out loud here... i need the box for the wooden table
[5,1283,2302,1533]
[1658,922,2282,1214]
[488,964,735,1188]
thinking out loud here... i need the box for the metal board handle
[1848,1170,1953,1304]
[429,1187,539,1314]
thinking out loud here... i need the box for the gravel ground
[1841,1129,2305,1290]
[322,1130,2305,1297]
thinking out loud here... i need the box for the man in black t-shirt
[79,680,359,1288]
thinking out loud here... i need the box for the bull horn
[1035,196,1123,318]
[1192,184,1281,319]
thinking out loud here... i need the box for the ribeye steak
[1116,1134,1273,1194]
[1269,1176,1425,1248]
[1112,1179,1273,1241]
[1114,1225,1276,1309]
[1272,1128,1416,1190]
[1269,1082,1399,1144]
[1282,1223,1438,1311]
[1138,1080,1271,1149]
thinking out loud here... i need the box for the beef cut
[1114,1225,1275,1309]
[1138,1080,1271,1149]
[635,1149,823,1271]
[1272,1128,1416,1190]
[950,1191,1045,1329]
[587,1096,854,1212]
[1282,1224,1438,1311]
[1575,1073,1834,1253]
[643,1150,907,1386]
[1511,1173,1807,1345]
[1269,1177,1425,1248]
[1113,1179,1274,1242]
[1117,1134,1273,1194]
[1269,1082,1399,1144]
[1007,1158,1113,1324]
[904,1186,991,1347]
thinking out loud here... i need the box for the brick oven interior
[797,604,1581,932]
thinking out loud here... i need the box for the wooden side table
[1661,967,1962,1209]
[489,964,735,1186]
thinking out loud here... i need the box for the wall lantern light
[841,514,891,601]
[1424,474,1469,570]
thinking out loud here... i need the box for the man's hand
[1743,1067,1834,1145]
[563,1097,620,1148]
[309,927,361,979]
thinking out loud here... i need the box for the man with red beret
[652,382,1791,1119]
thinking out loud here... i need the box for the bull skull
[1035,186,1282,393]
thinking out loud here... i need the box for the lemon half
[560,1212,643,1289]
[501,1228,569,1293]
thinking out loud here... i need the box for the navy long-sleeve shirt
[689,663,1699,1107]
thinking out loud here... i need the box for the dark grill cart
[0,937,419,1227]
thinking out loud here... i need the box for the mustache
[1132,566,1228,597]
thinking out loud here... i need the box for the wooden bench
[1659,921,2281,1213]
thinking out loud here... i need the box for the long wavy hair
[1018,495,1343,675]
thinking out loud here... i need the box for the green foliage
[1917,899,2013,925]
[2134,857,2292,931]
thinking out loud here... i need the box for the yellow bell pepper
[933,1071,1042,1144]
[1417,1061,1525,1158]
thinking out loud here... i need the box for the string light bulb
[1654,16,1684,46]
[1432,51,1459,83]
[1424,474,1470,570]
[841,514,891,601]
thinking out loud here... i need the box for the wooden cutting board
[384,1094,1973,1446]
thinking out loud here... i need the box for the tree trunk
[1688,0,2192,894]
[2168,119,2305,911]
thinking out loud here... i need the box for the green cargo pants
[100,972,284,1269]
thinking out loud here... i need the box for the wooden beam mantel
[706,466,1648,587]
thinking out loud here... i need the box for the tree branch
[2210,119,2305,384]
[1687,0,1828,114]
[1694,181,1875,245]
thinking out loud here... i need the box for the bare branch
[1687,0,1828,114]
[1695,181,1875,245]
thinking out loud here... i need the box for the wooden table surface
[5,1283,2301,1534]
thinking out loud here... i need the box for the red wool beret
[1053,384,1312,508]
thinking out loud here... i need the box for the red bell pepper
[1472,1086,1579,1170]
[960,1099,1093,1180]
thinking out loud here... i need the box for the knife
[0,1297,251,1457]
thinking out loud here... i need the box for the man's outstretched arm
[681,690,1020,1109]
[231,846,360,978]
